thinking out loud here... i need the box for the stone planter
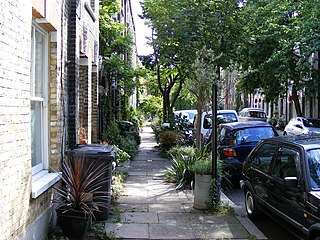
[193,174,212,210]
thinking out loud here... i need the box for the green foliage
[119,135,139,158]
[239,0,320,114]
[209,177,222,209]
[113,145,131,165]
[191,159,212,175]
[159,131,182,152]
[89,222,107,239]
[268,117,278,127]
[164,150,198,190]
[111,170,128,204]
[164,146,214,190]
[102,122,122,145]
[140,95,163,120]
[101,121,139,159]
[167,146,195,159]
[173,88,197,110]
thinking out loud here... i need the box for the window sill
[32,171,61,198]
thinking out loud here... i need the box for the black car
[241,135,320,240]
[205,121,278,178]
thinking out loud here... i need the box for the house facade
[0,0,100,239]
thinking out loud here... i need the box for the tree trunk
[291,84,303,116]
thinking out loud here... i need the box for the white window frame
[30,22,49,175]
[30,22,60,199]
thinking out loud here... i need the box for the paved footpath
[105,125,267,240]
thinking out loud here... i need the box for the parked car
[174,109,197,125]
[283,117,320,136]
[205,121,278,179]
[239,107,267,122]
[194,110,239,142]
[240,135,320,240]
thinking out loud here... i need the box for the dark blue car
[205,121,279,178]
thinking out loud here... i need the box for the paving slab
[117,203,148,212]
[120,212,158,224]
[192,223,250,239]
[105,223,149,239]
[148,203,186,213]
[149,223,196,239]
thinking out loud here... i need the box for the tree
[99,0,139,122]
[239,0,320,116]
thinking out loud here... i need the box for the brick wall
[0,0,33,238]
[0,0,100,238]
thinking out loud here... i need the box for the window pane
[34,29,45,97]
[307,149,320,189]
[251,143,277,172]
[31,101,42,167]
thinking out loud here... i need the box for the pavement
[105,124,268,240]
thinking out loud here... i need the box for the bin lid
[66,144,116,158]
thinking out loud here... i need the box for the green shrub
[102,121,139,160]
[102,122,122,145]
[167,146,195,159]
[164,153,197,190]
[113,145,131,164]
[191,159,212,175]
[120,135,139,158]
[159,130,186,153]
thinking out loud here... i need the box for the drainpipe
[67,0,80,149]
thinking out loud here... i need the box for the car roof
[219,121,272,130]
[174,109,197,114]
[240,107,265,112]
[202,110,238,115]
[263,134,320,150]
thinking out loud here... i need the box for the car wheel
[245,188,262,220]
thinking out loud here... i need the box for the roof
[264,134,320,149]
[240,107,265,112]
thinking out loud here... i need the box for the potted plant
[191,149,228,210]
[53,155,110,239]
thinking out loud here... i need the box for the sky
[131,0,153,55]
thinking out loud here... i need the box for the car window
[235,127,275,145]
[217,127,227,144]
[217,113,238,124]
[272,148,298,179]
[250,143,277,172]
[303,119,314,127]
[249,111,266,118]
[203,114,212,129]
[309,119,320,128]
[307,149,320,189]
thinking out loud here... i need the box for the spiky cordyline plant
[53,155,111,218]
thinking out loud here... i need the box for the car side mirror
[284,176,298,187]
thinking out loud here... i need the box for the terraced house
[0,0,100,238]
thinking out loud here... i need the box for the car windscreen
[249,111,266,118]
[308,119,320,128]
[204,113,238,129]
[307,149,320,189]
[303,119,315,127]
[235,127,275,145]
